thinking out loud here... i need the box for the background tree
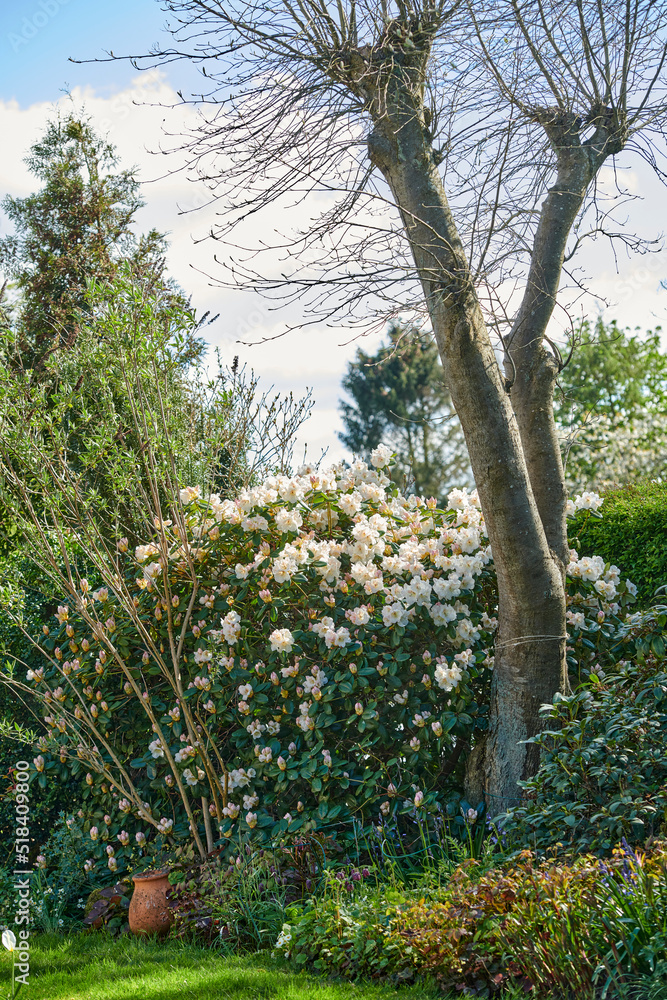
[120,0,667,807]
[339,323,471,497]
[0,109,192,372]
[555,319,667,490]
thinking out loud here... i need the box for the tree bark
[366,76,568,811]
[507,112,597,568]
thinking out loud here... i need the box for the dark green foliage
[0,585,82,862]
[338,323,471,498]
[499,655,667,853]
[30,814,96,932]
[569,481,667,603]
[287,891,405,980]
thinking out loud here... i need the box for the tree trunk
[507,111,598,568]
[367,82,568,811]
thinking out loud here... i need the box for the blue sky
[0,0,182,106]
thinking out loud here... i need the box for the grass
[0,933,442,1000]
[3,931,665,1000]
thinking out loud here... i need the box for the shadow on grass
[17,934,441,1000]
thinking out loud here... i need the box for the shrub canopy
[16,456,639,874]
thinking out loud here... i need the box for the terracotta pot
[128,870,173,936]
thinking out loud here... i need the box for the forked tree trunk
[366,79,568,811]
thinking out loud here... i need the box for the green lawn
[0,933,441,1000]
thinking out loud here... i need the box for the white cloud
[1,74,665,471]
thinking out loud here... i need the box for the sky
[1,0,666,467]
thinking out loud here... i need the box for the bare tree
[108,0,667,807]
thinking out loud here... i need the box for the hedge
[569,481,667,604]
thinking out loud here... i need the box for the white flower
[2,930,16,952]
[258,747,273,763]
[455,618,480,645]
[370,444,392,468]
[183,768,199,786]
[595,578,617,600]
[135,543,159,563]
[429,602,457,626]
[275,923,292,952]
[143,561,162,582]
[148,738,165,759]
[447,488,470,510]
[270,628,294,654]
[409,737,421,751]
[222,609,241,645]
[179,486,201,505]
[578,555,606,582]
[266,720,281,735]
[312,616,335,637]
[346,605,370,626]
[574,491,603,512]
[245,812,258,829]
[339,491,363,516]
[566,610,586,630]
[272,557,297,583]
[434,658,463,693]
[194,647,213,664]
[626,580,638,597]
[157,817,174,834]
[393,690,408,705]
[324,626,351,649]
[275,508,303,533]
[242,515,270,532]
[431,721,443,737]
[243,793,259,810]
[238,683,254,701]
[248,720,265,740]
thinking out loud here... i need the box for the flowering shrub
[19,453,636,870]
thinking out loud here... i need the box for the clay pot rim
[132,869,170,883]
